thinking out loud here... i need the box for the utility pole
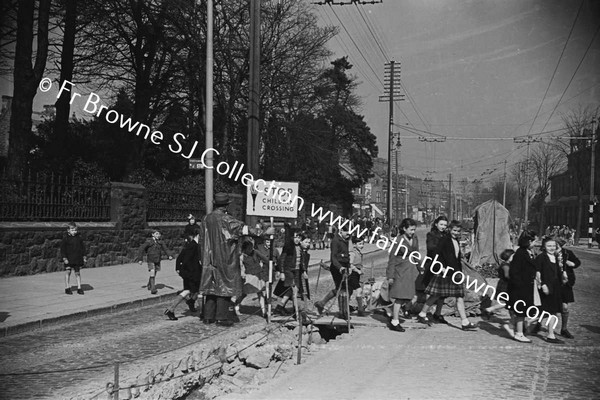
[502,160,507,207]
[379,61,404,225]
[205,0,214,214]
[395,147,399,223]
[514,136,541,229]
[589,119,598,248]
[247,0,261,226]
[448,173,452,220]
[404,174,408,218]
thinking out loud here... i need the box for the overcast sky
[314,0,600,184]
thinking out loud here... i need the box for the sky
[312,0,600,185]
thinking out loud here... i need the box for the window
[377,192,381,202]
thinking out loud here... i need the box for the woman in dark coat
[535,237,563,343]
[386,218,420,332]
[417,216,448,323]
[507,230,538,342]
[555,238,581,338]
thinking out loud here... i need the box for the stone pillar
[110,182,147,231]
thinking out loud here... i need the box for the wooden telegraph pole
[379,61,404,225]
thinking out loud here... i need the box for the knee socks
[561,311,569,331]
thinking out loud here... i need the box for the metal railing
[0,171,110,221]
[146,187,204,222]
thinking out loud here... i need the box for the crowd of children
[59,211,582,341]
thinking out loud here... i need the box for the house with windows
[546,137,600,234]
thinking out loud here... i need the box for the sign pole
[267,216,274,323]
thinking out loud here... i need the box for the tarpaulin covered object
[469,199,513,267]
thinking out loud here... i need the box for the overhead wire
[327,5,384,88]
[525,0,584,136]
[317,7,381,91]
[539,21,600,133]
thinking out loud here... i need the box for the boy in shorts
[61,222,87,295]
[138,230,173,294]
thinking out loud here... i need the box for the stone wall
[0,183,244,277]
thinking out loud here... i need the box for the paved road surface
[230,247,600,400]
[0,246,389,399]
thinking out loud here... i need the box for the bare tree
[511,160,535,229]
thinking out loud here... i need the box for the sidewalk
[0,245,344,337]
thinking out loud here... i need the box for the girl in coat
[275,230,311,319]
[555,238,581,338]
[507,230,538,342]
[417,216,448,323]
[535,237,563,343]
[418,220,477,331]
[386,218,420,332]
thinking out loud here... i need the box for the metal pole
[524,139,531,228]
[205,0,214,214]
[503,160,507,207]
[247,0,261,227]
[448,173,452,219]
[404,175,408,218]
[267,216,274,322]
[387,61,395,226]
[589,119,597,248]
[113,363,119,400]
[395,147,399,222]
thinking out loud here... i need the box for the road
[0,246,389,399]
[231,247,600,400]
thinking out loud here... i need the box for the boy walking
[61,222,87,295]
[138,230,173,294]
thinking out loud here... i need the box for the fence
[0,171,111,221]
[146,187,204,221]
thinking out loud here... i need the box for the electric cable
[539,21,600,133]
[525,0,584,137]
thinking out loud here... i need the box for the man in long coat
[199,192,273,326]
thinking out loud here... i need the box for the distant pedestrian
[183,214,200,240]
[317,221,326,250]
[555,238,580,339]
[164,227,202,321]
[386,218,420,332]
[138,230,173,295]
[199,193,273,327]
[61,222,87,295]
